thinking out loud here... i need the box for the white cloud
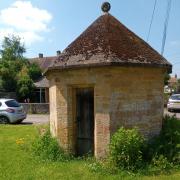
[0,28,43,46]
[0,1,52,45]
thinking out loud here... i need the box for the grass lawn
[0,125,180,180]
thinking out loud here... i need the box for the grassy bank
[0,125,179,180]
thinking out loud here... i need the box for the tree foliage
[0,36,27,91]
[177,79,180,92]
[28,63,42,81]
[0,35,42,101]
[0,36,26,61]
[164,73,170,86]
[16,66,35,101]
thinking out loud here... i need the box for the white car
[167,94,180,112]
[0,99,26,124]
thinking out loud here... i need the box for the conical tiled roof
[48,13,172,72]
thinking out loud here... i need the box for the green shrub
[147,115,180,165]
[151,155,173,171]
[109,127,145,171]
[87,161,104,173]
[32,128,71,162]
[86,158,120,175]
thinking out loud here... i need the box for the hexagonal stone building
[45,8,172,158]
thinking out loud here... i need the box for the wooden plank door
[76,88,94,156]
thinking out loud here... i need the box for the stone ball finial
[101,2,111,13]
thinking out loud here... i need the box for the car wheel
[17,119,23,124]
[0,116,9,124]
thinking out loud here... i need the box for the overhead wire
[146,0,157,42]
[161,0,172,55]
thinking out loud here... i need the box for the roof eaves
[45,61,172,75]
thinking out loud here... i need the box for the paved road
[22,114,49,124]
[22,108,180,125]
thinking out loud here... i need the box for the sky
[0,0,179,77]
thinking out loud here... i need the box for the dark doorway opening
[76,88,94,156]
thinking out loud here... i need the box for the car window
[171,95,180,100]
[5,100,20,107]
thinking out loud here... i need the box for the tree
[0,35,42,101]
[16,66,35,101]
[177,79,180,93]
[0,36,27,91]
[28,63,42,81]
[0,36,26,61]
[164,73,170,86]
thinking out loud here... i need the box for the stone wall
[21,103,49,114]
[0,92,16,99]
[47,66,165,158]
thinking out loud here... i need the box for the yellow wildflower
[16,138,25,145]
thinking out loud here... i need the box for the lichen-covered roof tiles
[34,77,49,88]
[30,56,56,71]
[47,13,172,73]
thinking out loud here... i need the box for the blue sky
[0,0,179,76]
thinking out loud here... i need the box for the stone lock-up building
[45,4,172,158]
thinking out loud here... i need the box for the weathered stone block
[47,66,165,158]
